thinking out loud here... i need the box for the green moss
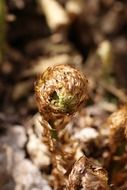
[50,91,76,113]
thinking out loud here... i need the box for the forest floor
[0,0,127,190]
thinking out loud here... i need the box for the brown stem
[41,119,68,189]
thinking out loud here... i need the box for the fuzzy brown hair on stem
[35,64,88,189]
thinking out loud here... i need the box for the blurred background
[0,0,127,190]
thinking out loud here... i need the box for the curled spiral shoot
[107,105,127,153]
[68,156,109,190]
[35,64,88,126]
[34,64,88,189]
